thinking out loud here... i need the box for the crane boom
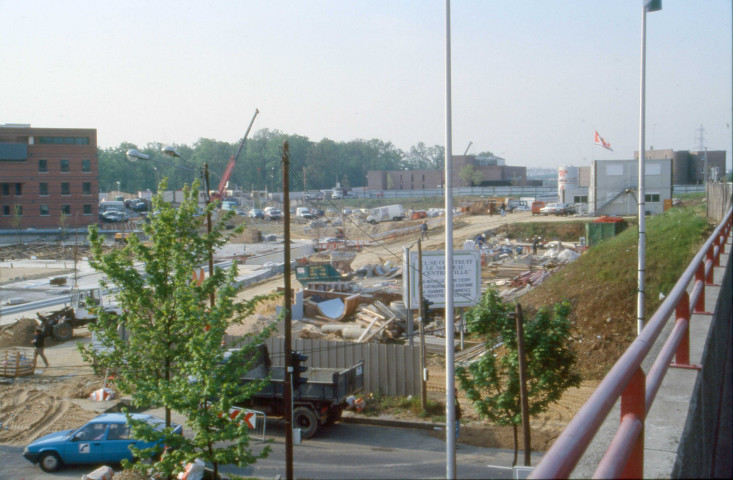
[216,108,259,197]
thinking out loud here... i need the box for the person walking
[420,221,428,240]
[32,327,49,368]
[500,202,506,217]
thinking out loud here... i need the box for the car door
[62,423,109,465]
[102,422,139,463]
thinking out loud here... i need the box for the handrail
[530,207,733,479]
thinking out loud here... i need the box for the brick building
[0,125,99,229]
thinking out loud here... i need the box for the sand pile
[0,317,39,349]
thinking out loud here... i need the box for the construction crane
[211,108,259,202]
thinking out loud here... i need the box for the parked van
[366,204,405,224]
[531,201,546,215]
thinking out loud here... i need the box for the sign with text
[403,250,480,308]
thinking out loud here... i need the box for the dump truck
[234,345,364,438]
[37,287,120,341]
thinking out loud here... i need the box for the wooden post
[515,303,531,466]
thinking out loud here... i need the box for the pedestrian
[32,327,49,368]
[420,221,428,240]
[454,388,462,442]
[532,237,539,255]
[500,203,506,216]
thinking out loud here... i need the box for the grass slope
[519,203,710,380]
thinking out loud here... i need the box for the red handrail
[530,207,732,479]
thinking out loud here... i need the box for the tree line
[98,129,446,194]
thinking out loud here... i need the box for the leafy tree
[80,179,273,478]
[405,142,444,170]
[456,287,581,466]
[458,164,483,187]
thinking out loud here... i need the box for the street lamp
[637,0,662,335]
[116,181,121,195]
[125,147,216,308]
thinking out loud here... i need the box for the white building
[589,159,673,216]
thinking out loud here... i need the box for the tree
[458,164,482,187]
[80,179,274,478]
[456,287,581,466]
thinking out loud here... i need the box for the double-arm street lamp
[126,148,216,307]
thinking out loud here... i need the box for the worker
[420,221,428,240]
[32,327,49,368]
[532,237,539,255]
[474,233,486,249]
[500,203,506,216]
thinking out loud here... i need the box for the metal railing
[530,207,733,479]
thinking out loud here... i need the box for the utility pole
[417,239,427,410]
[282,142,294,480]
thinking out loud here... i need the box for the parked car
[248,209,265,219]
[23,413,182,472]
[540,203,575,216]
[235,209,247,216]
[265,208,283,220]
[100,210,126,223]
[296,207,315,219]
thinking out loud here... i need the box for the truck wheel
[39,452,62,472]
[369,220,376,225]
[52,322,73,341]
[293,407,319,438]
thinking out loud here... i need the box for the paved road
[1,420,537,479]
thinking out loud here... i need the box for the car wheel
[293,407,319,439]
[52,322,73,341]
[39,452,62,472]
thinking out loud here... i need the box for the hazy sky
[2,1,731,170]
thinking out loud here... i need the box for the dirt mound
[0,317,40,349]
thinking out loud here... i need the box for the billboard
[403,250,480,308]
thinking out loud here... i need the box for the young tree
[458,164,483,187]
[456,287,581,466]
[80,179,274,478]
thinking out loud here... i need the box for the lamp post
[126,148,216,308]
[637,0,662,335]
[116,181,121,195]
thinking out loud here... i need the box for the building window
[38,136,89,145]
[83,204,92,215]
[39,159,48,172]
[574,195,588,203]
[82,159,91,172]
[39,183,48,196]
[61,183,70,195]
[2,205,8,216]
[61,205,71,215]
[14,183,22,195]
[60,159,69,172]
[40,205,50,216]
[82,182,91,195]
[645,193,661,203]
[1,183,8,196]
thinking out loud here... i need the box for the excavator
[210,108,259,202]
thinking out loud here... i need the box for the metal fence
[223,335,421,397]
[530,207,733,479]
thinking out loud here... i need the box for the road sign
[403,250,480,308]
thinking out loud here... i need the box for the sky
[2,0,731,170]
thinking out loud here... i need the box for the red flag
[594,131,613,151]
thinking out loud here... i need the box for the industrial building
[634,149,726,184]
[0,124,99,230]
[367,154,527,191]
[589,158,673,216]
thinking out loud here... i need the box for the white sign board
[403,250,480,308]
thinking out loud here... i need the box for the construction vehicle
[210,109,259,202]
[37,287,120,341]
[235,345,365,438]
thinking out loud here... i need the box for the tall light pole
[637,0,662,335]
[444,1,456,478]
[126,148,216,308]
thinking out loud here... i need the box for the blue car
[23,413,182,472]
